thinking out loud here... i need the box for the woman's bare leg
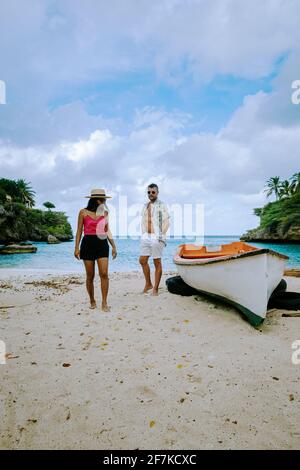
[97,257,110,311]
[83,260,96,308]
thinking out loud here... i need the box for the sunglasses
[148,190,157,195]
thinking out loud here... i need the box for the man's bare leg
[139,255,153,293]
[152,258,162,295]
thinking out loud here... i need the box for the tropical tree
[0,187,7,203]
[290,172,300,194]
[0,178,19,200]
[16,179,36,207]
[264,176,281,200]
[43,201,56,211]
[253,208,263,217]
[279,180,292,199]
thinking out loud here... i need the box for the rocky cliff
[0,202,73,244]
[241,192,300,243]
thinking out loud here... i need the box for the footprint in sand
[187,374,202,384]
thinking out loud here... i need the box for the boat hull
[174,250,287,326]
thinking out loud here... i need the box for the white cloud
[1,0,300,96]
[1,93,299,235]
[1,0,300,234]
[63,129,118,164]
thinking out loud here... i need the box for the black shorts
[80,235,109,261]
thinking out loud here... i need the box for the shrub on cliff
[258,193,300,232]
[242,174,300,241]
[0,179,73,244]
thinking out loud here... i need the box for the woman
[74,188,117,311]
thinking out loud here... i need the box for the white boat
[173,241,288,326]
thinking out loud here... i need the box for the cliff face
[241,193,300,243]
[0,202,73,244]
[241,224,300,242]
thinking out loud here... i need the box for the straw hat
[85,188,112,199]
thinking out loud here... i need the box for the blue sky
[0,1,299,234]
[49,65,282,134]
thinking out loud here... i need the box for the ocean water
[0,236,299,273]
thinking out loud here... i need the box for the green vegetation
[43,201,56,211]
[0,178,36,207]
[241,172,300,242]
[254,192,300,231]
[0,178,73,244]
[264,172,300,200]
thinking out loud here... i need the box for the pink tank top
[83,214,107,235]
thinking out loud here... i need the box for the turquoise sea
[0,236,299,273]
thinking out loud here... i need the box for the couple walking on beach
[74,184,170,311]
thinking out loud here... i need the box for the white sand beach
[1,269,300,450]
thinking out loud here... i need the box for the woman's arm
[108,235,117,259]
[74,209,84,259]
[105,214,117,259]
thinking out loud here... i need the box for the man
[139,183,170,295]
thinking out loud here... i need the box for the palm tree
[16,179,36,207]
[0,178,20,200]
[290,172,300,194]
[264,176,281,200]
[279,180,292,199]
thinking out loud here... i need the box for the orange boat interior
[178,241,258,259]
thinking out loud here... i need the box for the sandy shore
[1,269,300,450]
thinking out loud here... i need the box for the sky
[0,0,300,235]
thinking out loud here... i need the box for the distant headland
[0,178,73,245]
[241,173,300,243]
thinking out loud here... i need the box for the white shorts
[140,235,165,259]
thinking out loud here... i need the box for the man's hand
[74,248,80,260]
[112,248,117,259]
